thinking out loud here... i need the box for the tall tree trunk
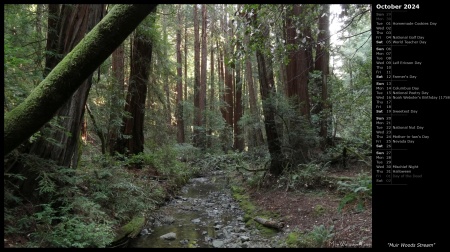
[222,6,234,151]
[184,5,189,136]
[251,8,284,177]
[4,4,158,157]
[162,13,172,126]
[108,43,125,155]
[244,33,264,148]
[285,4,312,120]
[315,4,331,147]
[233,7,244,151]
[233,43,244,152]
[198,4,208,149]
[218,42,226,126]
[30,4,104,168]
[285,5,298,99]
[7,4,105,200]
[43,4,61,78]
[184,5,188,103]
[119,12,155,158]
[207,7,216,149]
[193,4,201,147]
[224,11,234,130]
[297,5,313,120]
[234,60,244,151]
[176,5,185,143]
[208,42,215,148]
[34,4,44,68]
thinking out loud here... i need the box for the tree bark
[108,43,125,155]
[28,4,105,169]
[162,13,172,126]
[176,5,185,144]
[207,9,216,149]
[297,5,313,120]
[251,7,284,177]
[119,12,155,157]
[193,4,201,147]
[224,12,234,130]
[4,4,157,157]
[244,33,264,148]
[43,4,61,78]
[254,216,284,230]
[6,4,105,201]
[199,4,208,149]
[234,43,244,151]
[315,4,331,147]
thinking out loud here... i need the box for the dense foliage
[4,4,371,248]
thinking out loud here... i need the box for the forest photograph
[4,4,372,248]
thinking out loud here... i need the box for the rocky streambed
[128,170,282,248]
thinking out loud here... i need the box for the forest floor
[4,151,372,248]
[246,161,372,248]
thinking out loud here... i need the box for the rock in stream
[128,170,282,248]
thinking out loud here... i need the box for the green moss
[286,232,300,247]
[187,239,198,248]
[258,224,279,237]
[112,215,145,242]
[230,179,282,239]
[313,204,326,217]
[284,230,316,248]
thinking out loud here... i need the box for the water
[129,172,237,248]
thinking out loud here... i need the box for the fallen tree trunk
[4,4,157,157]
[254,216,284,230]
[108,215,146,248]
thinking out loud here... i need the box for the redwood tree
[250,6,284,177]
[117,11,155,156]
[176,5,185,143]
[193,4,201,147]
[314,4,331,146]
[199,4,208,148]
[108,43,125,155]
[233,42,244,151]
[244,30,264,148]
[4,4,158,157]
[7,4,105,199]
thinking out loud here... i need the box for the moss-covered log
[108,215,146,248]
[4,4,157,157]
[254,216,284,231]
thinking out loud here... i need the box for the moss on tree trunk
[4,4,157,157]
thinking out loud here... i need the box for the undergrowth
[337,173,372,212]
[3,143,202,248]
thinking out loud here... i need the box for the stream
[128,169,280,248]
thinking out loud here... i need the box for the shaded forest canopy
[4,4,372,248]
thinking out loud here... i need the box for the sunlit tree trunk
[193,4,201,147]
[198,4,208,149]
[315,4,331,147]
[184,5,189,137]
[208,41,215,148]
[162,12,172,126]
[244,33,264,148]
